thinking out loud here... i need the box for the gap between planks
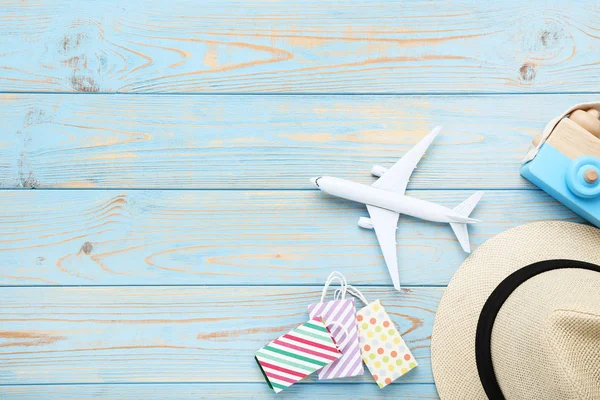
[0,92,600,96]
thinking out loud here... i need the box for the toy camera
[521,102,600,227]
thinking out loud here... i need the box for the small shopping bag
[307,272,364,379]
[344,285,418,388]
[255,316,342,393]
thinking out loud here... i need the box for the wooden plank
[0,0,599,93]
[0,286,439,385]
[1,383,440,399]
[1,94,595,189]
[0,189,580,286]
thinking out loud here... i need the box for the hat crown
[548,309,600,399]
[431,222,600,400]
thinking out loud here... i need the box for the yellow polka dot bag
[343,285,418,388]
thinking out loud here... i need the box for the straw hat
[431,221,600,399]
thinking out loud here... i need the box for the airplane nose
[310,177,321,187]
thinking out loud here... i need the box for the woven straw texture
[431,221,600,399]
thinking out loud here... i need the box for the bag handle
[320,271,347,303]
[334,284,369,306]
[327,321,351,345]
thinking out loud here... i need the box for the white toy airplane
[311,126,484,291]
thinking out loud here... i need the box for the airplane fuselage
[314,176,471,223]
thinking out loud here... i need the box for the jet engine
[371,165,388,177]
[357,217,373,229]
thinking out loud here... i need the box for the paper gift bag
[255,316,342,393]
[346,285,418,388]
[307,272,364,379]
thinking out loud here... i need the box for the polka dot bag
[342,285,418,388]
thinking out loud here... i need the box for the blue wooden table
[0,1,597,398]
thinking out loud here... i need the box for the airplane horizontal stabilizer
[449,191,484,253]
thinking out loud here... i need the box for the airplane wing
[372,126,441,194]
[366,205,401,291]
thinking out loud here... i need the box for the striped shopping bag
[255,316,341,393]
[307,271,364,379]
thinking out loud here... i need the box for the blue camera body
[521,116,600,228]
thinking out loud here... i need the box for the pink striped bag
[255,316,342,393]
[307,272,364,380]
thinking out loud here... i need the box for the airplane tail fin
[449,191,484,253]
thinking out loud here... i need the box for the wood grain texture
[1,94,597,189]
[0,286,440,385]
[1,383,440,399]
[2,0,599,397]
[0,189,580,286]
[1,0,599,93]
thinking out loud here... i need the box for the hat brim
[430,221,600,399]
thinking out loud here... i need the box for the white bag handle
[327,321,351,344]
[334,284,369,306]
[320,271,347,303]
